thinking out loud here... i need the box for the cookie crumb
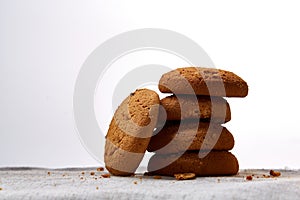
[133,181,137,184]
[101,173,111,178]
[96,186,99,190]
[95,177,98,180]
[0,187,2,191]
[246,175,253,181]
[270,170,281,177]
[47,172,51,176]
[174,173,196,180]
[80,177,84,180]
[153,175,162,179]
[97,167,104,172]
[81,172,85,175]
[263,174,270,178]
[90,172,95,176]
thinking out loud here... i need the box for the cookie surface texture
[105,89,160,176]
[147,121,234,154]
[159,67,248,97]
[159,95,231,123]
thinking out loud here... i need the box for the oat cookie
[148,151,239,176]
[159,95,231,123]
[159,67,248,97]
[105,89,160,176]
[147,121,234,154]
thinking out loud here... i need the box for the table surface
[0,167,299,200]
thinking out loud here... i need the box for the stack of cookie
[104,67,248,177]
[147,67,248,176]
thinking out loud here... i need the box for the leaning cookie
[159,95,231,123]
[147,121,234,154]
[104,89,160,176]
[148,151,239,176]
[159,67,248,97]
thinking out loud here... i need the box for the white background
[1,0,300,169]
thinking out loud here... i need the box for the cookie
[147,151,239,176]
[159,95,231,123]
[104,89,160,176]
[159,67,248,97]
[147,121,234,154]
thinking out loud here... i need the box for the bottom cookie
[147,151,239,176]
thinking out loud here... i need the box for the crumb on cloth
[101,173,111,178]
[174,173,196,180]
[97,167,104,172]
[263,174,270,178]
[270,170,281,177]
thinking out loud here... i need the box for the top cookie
[104,89,160,176]
[159,67,248,97]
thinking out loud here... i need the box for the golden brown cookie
[147,121,234,154]
[159,95,231,123]
[148,151,239,176]
[104,89,160,176]
[159,67,248,97]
